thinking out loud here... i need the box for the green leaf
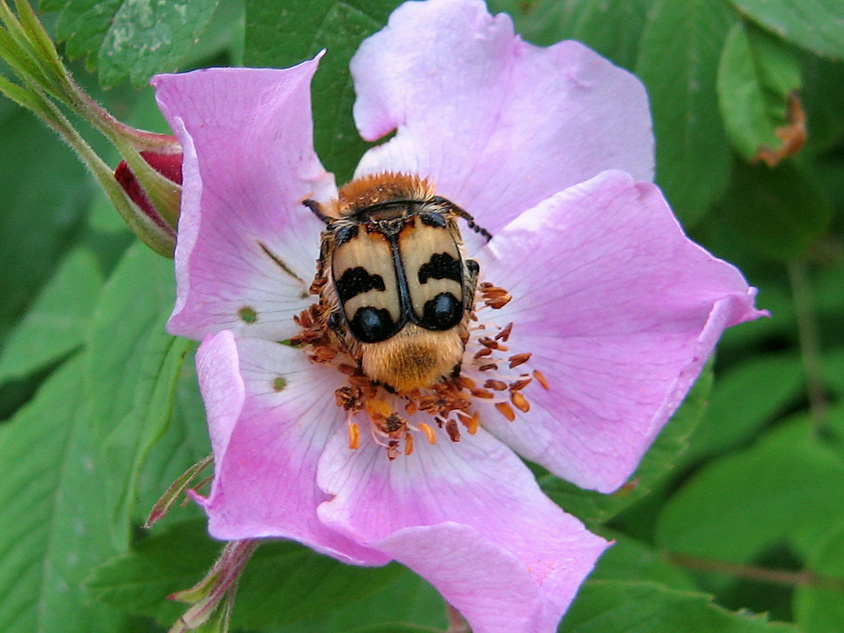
[84,242,184,541]
[86,519,221,625]
[590,533,698,591]
[0,106,91,341]
[794,520,844,633]
[98,0,221,87]
[539,365,712,526]
[562,580,799,633]
[234,541,402,629]
[0,355,128,633]
[719,160,832,261]
[46,0,223,87]
[505,0,651,70]
[656,417,844,563]
[244,0,399,182]
[635,0,736,225]
[0,246,102,383]
[103,330,193,536]
[728,0,844,60]
[718,21,802,162]
[85,241,174,439]
[801,55,844,154]
[135,356,211,527]
[88,518,405,629]
[684,352,804,462]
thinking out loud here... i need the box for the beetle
[304,172,490,393]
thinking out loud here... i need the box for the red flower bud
[114,151,183,231]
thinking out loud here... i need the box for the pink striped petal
[152,60,335,342]
[317,427,608,633]
[351,0,653,243]
[195,331,384,565]
[473,170,765,492]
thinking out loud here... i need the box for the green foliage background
[1,0,844,631]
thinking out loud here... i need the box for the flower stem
[666,551,844,592]
[787,260,827,427]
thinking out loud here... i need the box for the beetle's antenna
[430,196,492,242]
[303,199,333,224]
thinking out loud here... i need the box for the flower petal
[316,427,608,633]
[152,60,335,341]
[195,331,385,565]
[351,0,653,240]
[473,170,766,493]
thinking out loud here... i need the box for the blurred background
[1,1,843,632]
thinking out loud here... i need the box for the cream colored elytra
[305,172,481,393]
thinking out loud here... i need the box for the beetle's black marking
[419,211,447,228]
[421,292,463,330]
[350,307,397,343]
[335,267,385,303]
[418,252,462,285]
[334,224,359,247]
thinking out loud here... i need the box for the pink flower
[152,0,764,630]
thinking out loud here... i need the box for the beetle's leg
[464,259,480,311]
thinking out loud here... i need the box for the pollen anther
[511,392,530,413]
[508,352,532,368]
[348,423,361,449]
[495,401,516,422]
[419,422,437,444]
[533,369,550,390]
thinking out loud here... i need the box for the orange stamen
[470,388,495,399]
[418,422,437,444]
[458,375,477,389]
[348,423,360,450]
[533,369,550,390]
[494,402,516,422]
[458,410,480,435]
[508,352,531,368]
[511,392,530,413]
[404,432,414,455]
[445,420,461,442]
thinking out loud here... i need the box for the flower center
[290,279,547,460]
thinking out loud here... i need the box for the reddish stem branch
[666,551,844,592]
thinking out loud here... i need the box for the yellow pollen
[418,422,437,444]
[404,433,414,455]
[495,401,516,422]
[365,398,392,420]
[348,423,360,450]
[533,369,550,390]
[511,391,530,413]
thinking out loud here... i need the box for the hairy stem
[666,551,844,592]
[787,260,827,427]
